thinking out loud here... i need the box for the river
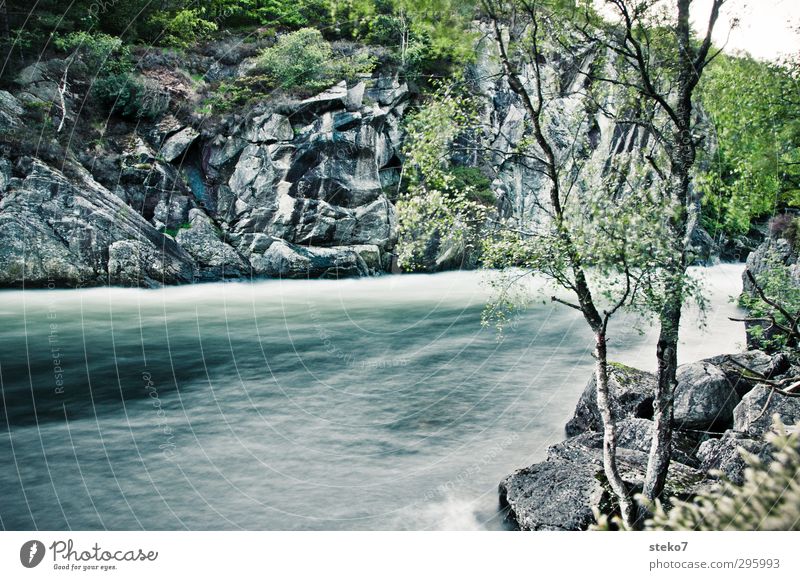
[0,265,745,530]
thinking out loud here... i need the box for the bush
[53,31,132,75]
[152,8,218,49]
[448,166,495,206]
[92,74,170,120]
[257,28,333,90]
[256,28,375,91]
[647,417,800,531]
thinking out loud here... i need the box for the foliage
[206,0,334,30]
[163,222,192,237]
[150,8,218,49]
[200,80,256,113]
[739,246,800,353]
[53,32,133,75]
[256,28,375,90]
[396,83,489,270]
[647,417,800,531]
[698,54,800,237]
[396,183,487,271]
[448,167,495,205]
[51,30,170,119]
[92,74,171,119]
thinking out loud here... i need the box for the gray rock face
[175,209,249,280]
[160,127,199,162]
[673,362,739,431]
[201,76,405,281]
[0,159,195,287]
[500,436,704,531]
[565,365,656,436]
[568,418,704,468]
[0,90,24,132]
[248,239,381,279]
[733,386,800,437]
[705,351,791,398]
[697,430,772,485]
[0,72,406,286]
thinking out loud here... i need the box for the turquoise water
[0,266,745,530]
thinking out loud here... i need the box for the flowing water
[0,265,746,530]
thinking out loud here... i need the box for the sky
[595,0,799,61]
[692,0,799,61]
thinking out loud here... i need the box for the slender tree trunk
[595,329,636,527]
[642,284,682,507]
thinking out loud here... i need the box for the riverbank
[498,255,800,531]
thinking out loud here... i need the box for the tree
[698,54,800,239]
[399,0,676,527]
[575,0,727,515]
[399,0,727,527]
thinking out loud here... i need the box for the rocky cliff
[0,29,714,287]
[0,50,407,287]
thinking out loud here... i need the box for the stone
[568,418,704,468]
[0,90,24,131]
[499,459,604,531]
[346,81,365,111]
[160,127,199,162]
[697,430,772,485]
[565,364,656,436]
[249,239,370,279]
[0,159,195,288]
[705,351,791,398]
[733,386,800,437]
[175,209,249,280]
[243,112,293,143]
[673,361,739,431]
[501,437,705,531]
[299,81,348,115]
[108,239,195,287]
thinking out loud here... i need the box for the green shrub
[447,167,495,206]
[152,8,218,49]
[256,28,375,91]
[647,417,800,531]
[53,31,132,75]
[258,28,333,90]
[92,74,170,120]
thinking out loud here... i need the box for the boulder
[299,81,348,115]
[0,159,195,287]
[243,112,293,143]
[249,239,370,279]
[160,127,199,162]
[567,418,704,468]
[501,437,705,531]
[499,458,604,531]
[733,386,800,437]
[705,351,791,397]
[175,209,249,280]
[107,239,195,287]
[697,430,772,485]
[364,76,409,107]
[673,361,739,431]
[565,364,656,436]
[346,81,365,111]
